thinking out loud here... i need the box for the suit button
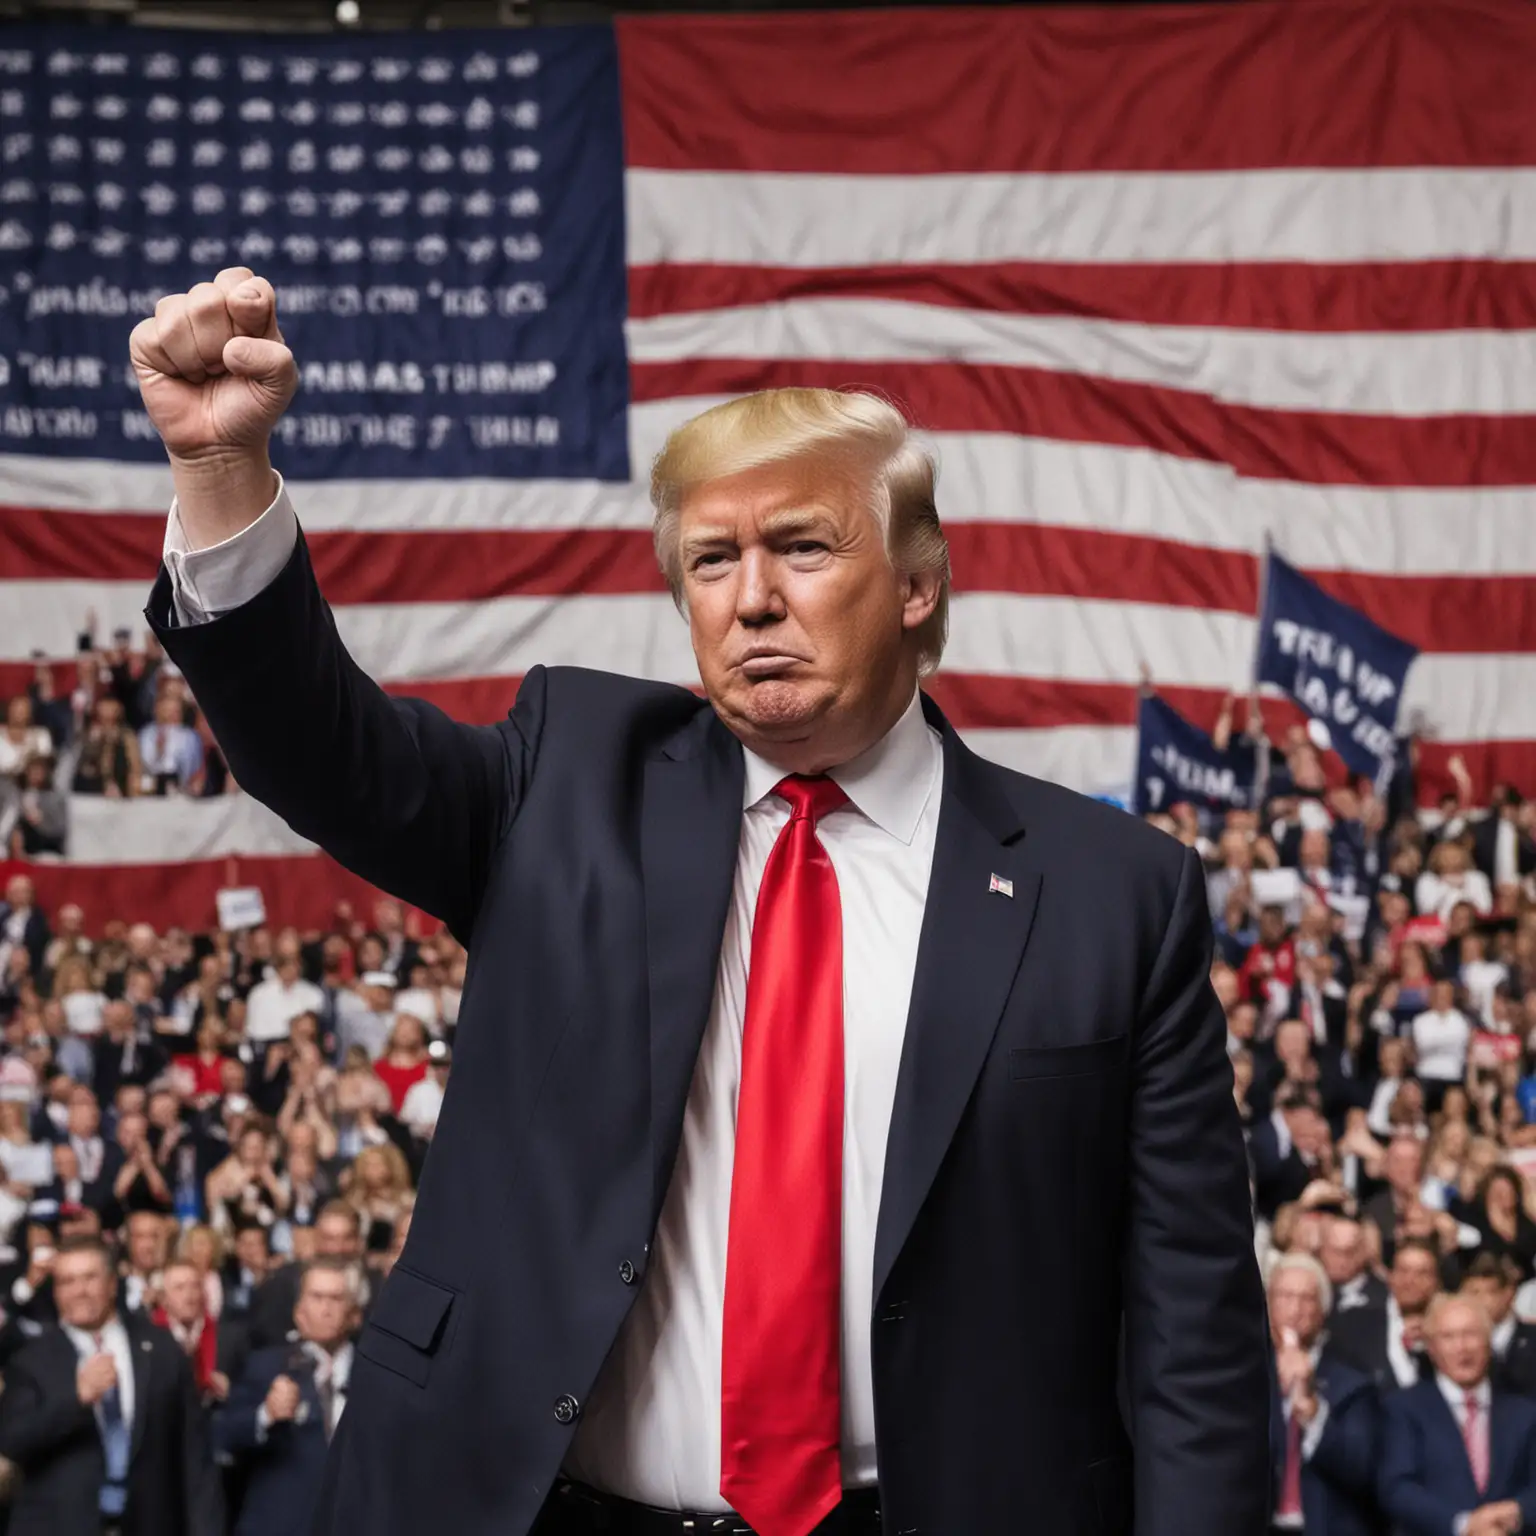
[553,1394,580,1425]
[619,1260,636,1285]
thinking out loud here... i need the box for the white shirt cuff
[254,1404,271,1444]
[163,474,298,625]
[1454,1515,1471,1536]
[1299,1398,1329,1461]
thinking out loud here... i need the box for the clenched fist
[264,1374,302,1424]
[129,267,297,546]
[76,1351,119,1407]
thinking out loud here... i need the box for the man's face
[161,1265,204,1326]
[1319,1220,1365,1285]
[67,1092,99,1139]
[1268,1268,1325,1349]
[315,1213,361,1259]
[1275,1022,1310,1069]
[1429,1300,1492,1390]
[295,1269,358,1350]
[6,875,32,910]
[127,1214,165,1272]
[676,455,938,772]
[1259,908,1286,945]
[1392,1249,1441,1314]
[117,1114,147,1156]
[234,1229,268,1273]
[1463,1276,1516,1328]
[54,1250,115,1331]
[1386,1138,1423,1196]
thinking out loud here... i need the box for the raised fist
[129,267,297,462]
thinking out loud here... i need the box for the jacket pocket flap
[1010,1035,1128,1081]
[369,1266,455,1353]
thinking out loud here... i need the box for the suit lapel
[127,1316,152,1462]
[872,708,1039,1305]
[641,707,745,1224]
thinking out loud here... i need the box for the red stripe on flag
[5,512,1536,652]
[630,360,1536,489]
[618,3,1536,173]
[628,261,1536,334]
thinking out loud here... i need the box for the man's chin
[719,678,827,740]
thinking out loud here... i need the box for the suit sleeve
[1307,1382,1379,1496]
[215,1354,276,1456]
[1123,844,1271,1536]
[146,526,546,937]
[0,1352,95,1466]
[173,1348,226,1536]
[1378,1396,1465,1536]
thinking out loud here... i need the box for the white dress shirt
[244,975,327,1044]
[163,482,945,1510]
[62,1314,136,1434]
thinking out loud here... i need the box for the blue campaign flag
[1133,694,1260,815]
[1255,552,1418,782]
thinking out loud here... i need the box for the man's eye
[788,541,826,555]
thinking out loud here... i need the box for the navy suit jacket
[1270,1349,1383,1536]
[1380,1378,1536,1534]
[216,1344,334,1536]
[148,533,1268,1536]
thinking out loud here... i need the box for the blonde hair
[649,388,951,676]
[1266,1250,1333,1315]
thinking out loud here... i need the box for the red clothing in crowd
[172,1052,226,1099]
[152,1306,218,1395]
[1238,936,1296,1009]
[374,1057,428,1113]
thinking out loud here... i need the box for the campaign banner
[1133,693,1260,815]
[1256,553,1419,781]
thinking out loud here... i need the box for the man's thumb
[222,336,297,397]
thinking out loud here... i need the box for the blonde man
[129,271,1266,1536]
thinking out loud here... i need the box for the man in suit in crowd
[130,269,1269,1536]
[154,1260,244,1409]
[1379,1294,1536,1535]
[247,1200,371,1351]
[1363,1135,1438,1270]
[1471,790,1536,890]
[1252,1085,1334,1221]
[1463,1254,1536,1398]
[0,1235,223,1536]
[1329,1237,1442,1395]
[1321,1216,1389,1317]
[217,1259,359,1536]
[1266,1253,1381,1535]
[1250,1020,1352,1134]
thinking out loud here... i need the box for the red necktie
[720,775,847,1536]
[1277,1410,1303,1517]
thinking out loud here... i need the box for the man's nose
[735,549,784,624]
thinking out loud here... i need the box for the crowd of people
[3,674,1536,1531]
[0,870,456,1535]
[0,619,234,860]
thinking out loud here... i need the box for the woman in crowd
[346,1141,414,1257]
[205,1120,291,1237]
[1467,1164,1536,1282]
[373,1013,431,1113]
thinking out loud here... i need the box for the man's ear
[899,567,941,632]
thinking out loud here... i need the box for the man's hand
[1466,1503,1524,1536]
[76,1352,118,1406]
[207,1370,230,1403]
[263,1375,301,1423]
[128,267,297,545]
[1275,1329,1314,1397]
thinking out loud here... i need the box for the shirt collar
[63,1314,123,1354]
[740,690,939,847]
[1437,1370,1491,1411]
[1493,1314,1518,1355]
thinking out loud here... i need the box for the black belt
[548,1480,883,1535]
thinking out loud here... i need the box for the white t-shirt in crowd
[244,974,326,1043]
[1411,1007,1471,1083]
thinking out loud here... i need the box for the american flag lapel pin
[988,873,1013,898]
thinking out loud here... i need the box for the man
[57,1084,122,1209]
[154,1259,237,1405]
[131,270,1267,1536]
[1320,1216,1388,1317]
[1470,789,1536,891]
[1462,1255,1536,1398]
[0,1235,223,1536]
[1251,1019,1349,1129]
[1364,1136,1442,1269]
[0,874,49,981]
[243,951,325,1047]
[248,1200,371,1351]
[1329,1236,1442,1393]
[1266,1253,1380,1534]
[107,1114,172,1229]
[1251,1085,1333,1222]
[1379,1294,1536,1535]
[218,1258,359,1536]
[93,1005,169,1111]
[117,1211,170,1316]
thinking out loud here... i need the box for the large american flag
[1,2,1533,929]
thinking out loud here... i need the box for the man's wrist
[167,450,278,549]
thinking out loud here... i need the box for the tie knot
[773,775,847,825]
